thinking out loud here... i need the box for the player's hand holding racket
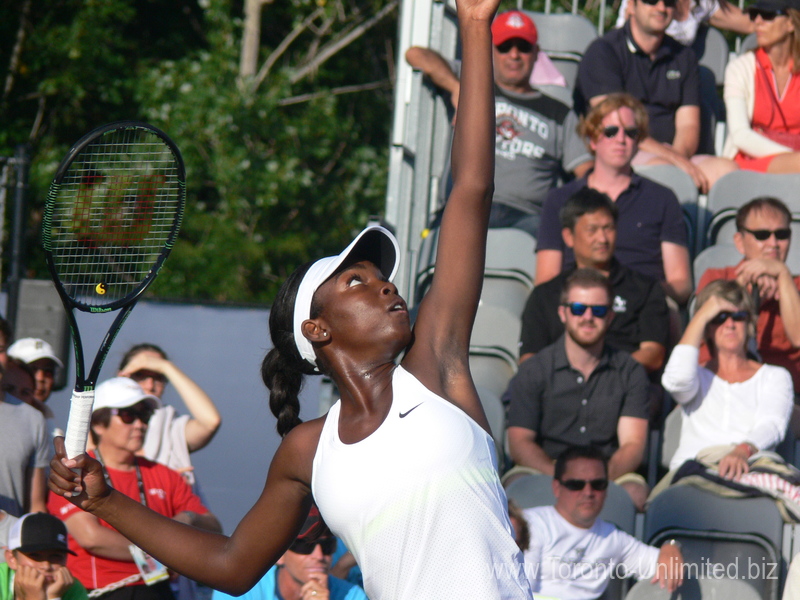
[43,121,184,492]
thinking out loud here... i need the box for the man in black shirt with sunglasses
[696,197,800,392]
[506,268,651,510]
[405,10,592,237]
[575,0,736,193]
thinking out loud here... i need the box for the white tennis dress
[312,366,531,600]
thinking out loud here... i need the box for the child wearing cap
[7,339,63,407]
[2,513,88,600]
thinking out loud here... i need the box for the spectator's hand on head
[300,572,329,600]
[652,542,684,592]
[14,564,47,600]
[118,350,170,379]
[46,565,75,600]
[694,294,741,327]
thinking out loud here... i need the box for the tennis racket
[42,121,185,461]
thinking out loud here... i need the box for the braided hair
[261,262,321,437]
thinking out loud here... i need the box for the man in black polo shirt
[506,268,651,509]
[575,0,735,193]
[521,187,669,374]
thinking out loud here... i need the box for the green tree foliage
[0,0,396,303]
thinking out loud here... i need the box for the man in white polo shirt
[522,446,684,599]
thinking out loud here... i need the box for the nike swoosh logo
[399,403,423,418]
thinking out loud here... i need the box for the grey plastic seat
[484,227,537,285]
[634,164,700,255]
[692,25,730,87]
[476,386,507,468]
[625,576,761,600]
[471,303,522,361]
[645,485,787,600]
[691,243,742,287]
[505,473,637,535]
[702,171,800,248]
[469,349,517,399]
[525,12,598,88]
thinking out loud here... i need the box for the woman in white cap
[49,0,531,597]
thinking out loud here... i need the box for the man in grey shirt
[406,10,592,237]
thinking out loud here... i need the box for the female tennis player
[49,0,531,597]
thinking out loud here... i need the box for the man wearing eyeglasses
[521,446,684,598]
[212,505,367,600]
[48,377,221,600]
[405,10,592,237]
[507,269,651,510]
[696,197,800,392]
[575,0,736,193]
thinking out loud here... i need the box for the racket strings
[46,128,183,308]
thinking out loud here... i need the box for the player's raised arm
[404,0,499,424]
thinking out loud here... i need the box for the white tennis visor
[292,225,400,369]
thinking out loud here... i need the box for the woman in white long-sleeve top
[662,279,793,476]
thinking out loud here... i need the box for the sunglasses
[601,125,639,140]
[741,227,791,241]
[495,39,535,54]
[709,310,749,325]
[640,0,678,7]
[560,478,609,492]
[290,537,337,556]
[561,302,610,318]
[747,7,787,20]
[129,370,168,384]
[112,406,154,425]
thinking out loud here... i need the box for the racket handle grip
[65,390,95,460]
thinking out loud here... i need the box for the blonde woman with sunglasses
[662,279,793,477]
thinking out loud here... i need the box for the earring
[323,332,328,337]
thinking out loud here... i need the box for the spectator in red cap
[406,9,593,238]
[211,505,367,600]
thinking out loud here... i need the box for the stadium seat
[525,12,598,89]
[476,386,508,469]
[471,304,521,362]
[485,227,537,285]
[691,244,742,287]
[702,171,800,248]
[469,349,516,399]
[645,485,789,600]
[634,164,700,256]
[625,576,761,600]
[692,25,730,87]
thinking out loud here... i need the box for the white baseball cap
[292,225,399,369]
[92,377,162,412]
[8,338,64,368]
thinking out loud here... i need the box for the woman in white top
[722,0,800,173]
[662,279,793,475]
[616,0,752,47]
[48,0,532,598]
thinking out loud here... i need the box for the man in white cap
[48,377,221,600]
[2,512,88,600]
[8,338,64,405]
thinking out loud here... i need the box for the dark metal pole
[6,144,29,329]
